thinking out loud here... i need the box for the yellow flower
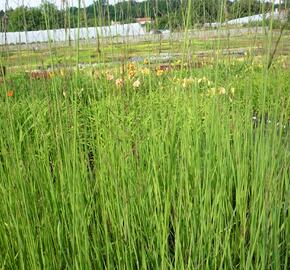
[49,71,55,78]
[141,67,150,75]
[115,78,124,88]
[106,73,114,81]
[181,77,194,88]
[218,87,226,95]
[128,62,136,71]
[93,70,100,79]
[133,79,141,89]
[128,69,136,79]
[143,58,149,65]
[156,69,164,76]
[230,87,235,95]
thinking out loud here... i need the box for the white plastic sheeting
[0,23,146,44]
[226,10,287,25]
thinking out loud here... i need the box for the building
[226,9,289,25]
[135,17,152,26]
[204,9,289,28]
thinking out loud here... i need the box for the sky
[0,0,282,11]
[0,0,145,11]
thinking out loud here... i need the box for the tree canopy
[0,0,285,32]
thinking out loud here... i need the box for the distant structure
[204,8,289,28]
[226,8,289,25]
[135,17,152,26]
[0,23,147,44]
[204,22,222,28]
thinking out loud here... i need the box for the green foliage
[229,0,262,19]
[0,0,283,32]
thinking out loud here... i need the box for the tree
[40,1,59,29]
[230,0,262,19]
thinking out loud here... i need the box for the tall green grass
[0,62,289,269]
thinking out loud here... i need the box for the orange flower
[7,90,14,97]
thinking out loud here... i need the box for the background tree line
[0,0,288,32]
